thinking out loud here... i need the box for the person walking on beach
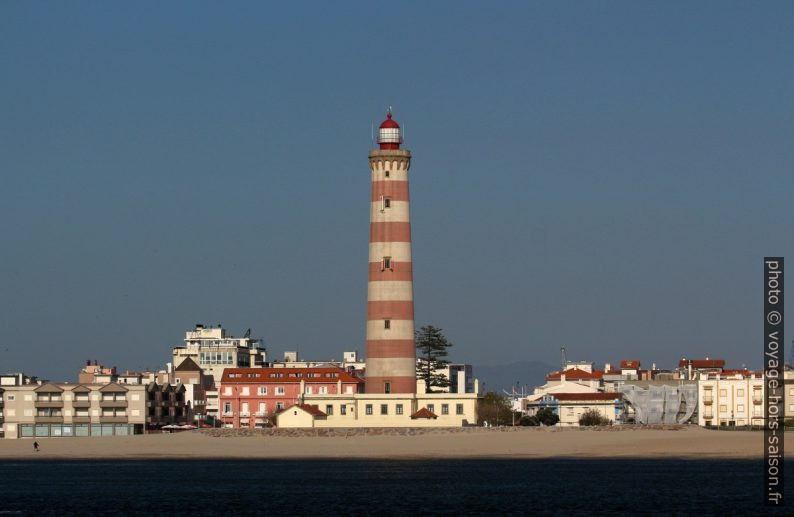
[33,441,39,452]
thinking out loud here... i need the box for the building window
[223,403,231,415]
[737,389,744,397]
[456,404,464,415]
[223,387,232,396]
[396,404,403,415]
[737,405,745,413]
[258,387,268,396]
[305,386,312,394]
[325,405,334,416]
[7,395,14,401]
[719,389,727,397]
[384,319,391,329]
[341,405,347,415]
[319,386,328,394]
[365,404,373,415]
[381,404,388,415]
[241,387,250,396]
[384,198,391,208]
[427,404,434,414]
[384,382,391,394]
[276,402,284,410]
[719,405,727,413]
[276,387,285,395]
[385,170,390,178]
[441,404,449,415]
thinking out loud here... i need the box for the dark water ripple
[0,459,789,515]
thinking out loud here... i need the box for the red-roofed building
[219,367,364,428]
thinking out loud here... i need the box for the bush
[579,409,611,426]
[519,415,539,426]
[536,407,559,426]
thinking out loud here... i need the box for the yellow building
[277,389,479,428]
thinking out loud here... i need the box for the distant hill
[474,360,557,394]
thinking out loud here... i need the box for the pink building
[219,367,364,428]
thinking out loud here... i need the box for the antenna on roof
[561,346,567,370]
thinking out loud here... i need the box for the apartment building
[172,324,267,387]
[2,382,146,439]
[697,369,764,427]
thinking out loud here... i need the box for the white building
[172,324,267,386]
[697,369,764,427]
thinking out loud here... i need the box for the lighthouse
[365,111,416,394]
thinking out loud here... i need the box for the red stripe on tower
[365,110,416,394]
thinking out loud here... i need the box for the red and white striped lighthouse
[365,111,416,394]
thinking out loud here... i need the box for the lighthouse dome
[377,111,402,149]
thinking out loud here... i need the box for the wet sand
[0,427,778,460]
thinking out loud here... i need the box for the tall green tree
[415,325,453,393]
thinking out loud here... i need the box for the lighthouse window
[383,257,392,269]
[384,198,391,208]
[384,319,391,329]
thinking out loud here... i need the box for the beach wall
[201,424,687,438]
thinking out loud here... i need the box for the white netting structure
[619,384,698,424]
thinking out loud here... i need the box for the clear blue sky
[1,1,792,381]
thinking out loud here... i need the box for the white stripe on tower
[365,110,416,394]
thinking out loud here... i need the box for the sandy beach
[0,427,782,460]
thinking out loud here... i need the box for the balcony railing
[35,416,64,423]
[99,416,128,423]
[34,400,64,409]
[240,412,250,417]
[100,400,128,408]
[222,412,233,417]
[72,415,91,423]
[72,400,91,408]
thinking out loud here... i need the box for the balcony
[753,397,763,404]
[702,397,713,405]
[35,416,64,423]
[72,416,91,423]
[99,416,128,423]
[239,412,250,417]
[222,412,233,417]
[100,400,128,408]
[72,399,91,408]
[35,400,64,409]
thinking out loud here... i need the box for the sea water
[0,459,789,515]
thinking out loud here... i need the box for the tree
[579,409,610,426]
[477,391,514,426]
[415,325,453,393]
[535,407,560,426]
